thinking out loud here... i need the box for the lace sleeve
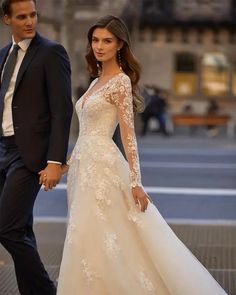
[110,74,142,188]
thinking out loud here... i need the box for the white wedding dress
[57,73,227,295]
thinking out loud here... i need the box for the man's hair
[1,0,36,15]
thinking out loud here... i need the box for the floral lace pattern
[95,180,112,221]
[74,73,142,188]
[103,233,121,259]
[107,74,142,187]
[127,208,144,228]
[81,259,99,284]
[138,270,156,293]
[66,202,76,244]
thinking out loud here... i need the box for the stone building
[1,0,236,131]
[122,0,236,117]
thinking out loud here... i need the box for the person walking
[0,0,73,294]
[57,15,227,295]
[141,87,169,136]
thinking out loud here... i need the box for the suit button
[14,126,19,130]
[13,106,18,109]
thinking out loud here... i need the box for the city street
[34,133,236,222]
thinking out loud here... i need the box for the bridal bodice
[75,72,141,187]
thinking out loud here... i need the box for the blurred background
[1,0,236,139]
[0,1,236,294]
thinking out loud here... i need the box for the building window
[173,53,197,96]
[201,52,229,96]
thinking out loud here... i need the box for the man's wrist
[47,161,62,166]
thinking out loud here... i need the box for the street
[34,134,236,222]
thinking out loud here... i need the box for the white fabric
[57,73,227,295]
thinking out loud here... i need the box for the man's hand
[39,163,62,191]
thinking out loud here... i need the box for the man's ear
[3,15,11,25]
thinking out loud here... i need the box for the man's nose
[26,16,33,26]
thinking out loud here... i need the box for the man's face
[4,1,37,43]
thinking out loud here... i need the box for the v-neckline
[81,72,123,110]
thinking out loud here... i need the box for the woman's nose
[97,41,103,50]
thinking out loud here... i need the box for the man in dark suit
[0,0,73,294]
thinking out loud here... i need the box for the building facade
[1,0,235,123]
[122,0,236,116]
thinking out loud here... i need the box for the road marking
[34,216,68,223]
[139,147,236,156]
[145,187,236,196]
[34,216,236,226]
[51,184,236,196]
[140,161,236,169]
[35,217,67,223]
[165,218,236,226]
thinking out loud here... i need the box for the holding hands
[39,163,63,191]
[39,163,69,191]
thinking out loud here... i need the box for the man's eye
[17,15,25,20]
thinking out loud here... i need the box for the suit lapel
[0,44,12,88]
[14,33,42,94]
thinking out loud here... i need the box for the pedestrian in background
[141,86,169,136]
[0,0,72,294]
[206,98,220,137]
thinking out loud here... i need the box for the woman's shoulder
[119,72,130,81]
[116,72,131,87]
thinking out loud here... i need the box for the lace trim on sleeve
[109,74,142,187]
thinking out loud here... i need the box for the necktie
[0,44,20,136]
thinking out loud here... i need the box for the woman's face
[91,27,121,64]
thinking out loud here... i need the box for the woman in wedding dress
[57,15,227,295]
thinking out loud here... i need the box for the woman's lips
[96,52,105,57]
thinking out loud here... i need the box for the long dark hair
[85,15,144,113]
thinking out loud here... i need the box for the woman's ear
[118,40,124,50]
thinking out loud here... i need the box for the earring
[96,61,101,76]
[117,49,122,71]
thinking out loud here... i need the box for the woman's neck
[100,61,122,77]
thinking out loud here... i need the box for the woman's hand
[131,186,150,212]
[61,164,69,174]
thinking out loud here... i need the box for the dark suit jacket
[0,33,73,172]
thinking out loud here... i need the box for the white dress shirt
[1,38,31,136]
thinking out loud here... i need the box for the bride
[57,15,227,295]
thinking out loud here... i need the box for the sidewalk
[0,222,235,294]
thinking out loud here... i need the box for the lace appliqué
[66,202,76,244]
[107,74,142,188]
[95,180,112,221]
[81,259,99,284]
[104,233,121,259]
[128,208,144,228]
[138,271,155,293]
